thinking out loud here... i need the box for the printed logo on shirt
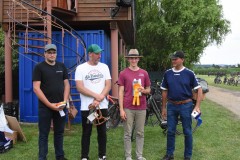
[174,73,180,76]
[139,73,144,77]
[56,71,63,73]
[85,69,103,83]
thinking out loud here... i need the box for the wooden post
[46,1,52,44]
[110,22,119,97]
[4,29,13,103]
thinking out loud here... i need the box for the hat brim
[91,49,104,54]
[45,48,56,52]
[170,55,184,59]
[125,55,143,58]
[170,55,178,59]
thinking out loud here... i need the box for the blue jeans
[38,106,66,160]
[166,101,193,158]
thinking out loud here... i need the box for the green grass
[1,99,240,160]
[197,75,240,92]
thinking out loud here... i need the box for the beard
[46,59,55,64]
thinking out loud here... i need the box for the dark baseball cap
[170,51,185,59]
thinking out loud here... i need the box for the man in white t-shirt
[75,44,111,160]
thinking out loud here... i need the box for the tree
[135,0,230,71]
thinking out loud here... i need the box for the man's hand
[94,94,105,102]
[56,101,67,109]
[193,106,201,114]
[138,86,145,94]
[161,107,167,120]
[92,99,100,108]
[49,103,63,111]
[120,109,127,121]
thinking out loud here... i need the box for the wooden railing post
[46,0,52,44]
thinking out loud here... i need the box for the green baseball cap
[87,44,104,54]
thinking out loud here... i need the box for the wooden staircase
[7,0,86,127]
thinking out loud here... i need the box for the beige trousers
[123,108,146,159]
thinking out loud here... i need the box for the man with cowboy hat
[118,49,151,160]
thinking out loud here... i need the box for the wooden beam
[4,30,13,103]
[47,0,52,44]
[0,0,3,25]
[110,21,119,97]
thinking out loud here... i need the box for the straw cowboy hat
[125,49,143,58]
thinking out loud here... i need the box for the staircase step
[26,45,45,49]
[29,17,45,20]
[12,43,44,56]
[23,52,44,57]
[13,36,48,42]
[15,30,47,33]
[27,23,46,26]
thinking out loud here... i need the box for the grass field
[1,99,240,160]
[197,75,240,92]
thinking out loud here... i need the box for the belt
[168,99,192,105]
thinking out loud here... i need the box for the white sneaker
[99,156,107,160]
[81,158,88,160]
[137,157,146,160]
[126,157,133,160]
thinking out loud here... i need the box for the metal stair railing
[6,0,87,125]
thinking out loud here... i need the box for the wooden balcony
[0,0,135,45]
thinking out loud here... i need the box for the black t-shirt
[32,61,68,105]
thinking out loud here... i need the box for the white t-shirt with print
[75,62,111,110]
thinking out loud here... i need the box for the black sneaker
[0,139,13,154]
[184,157,191,160]
[162,155,174,160]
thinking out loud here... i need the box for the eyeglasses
[46,51,56,55]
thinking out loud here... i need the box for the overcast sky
[199,0,240,65]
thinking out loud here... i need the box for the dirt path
[205,86,240,117]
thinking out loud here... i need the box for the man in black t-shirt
[33,44,70,160]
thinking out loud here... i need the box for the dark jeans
[38,106,66,160]
[81,109,107,159]
[166,101,193,158]
[0,131,7,142]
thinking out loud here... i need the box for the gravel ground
[205,86,240,118]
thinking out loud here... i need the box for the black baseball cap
[170,51,185,59]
